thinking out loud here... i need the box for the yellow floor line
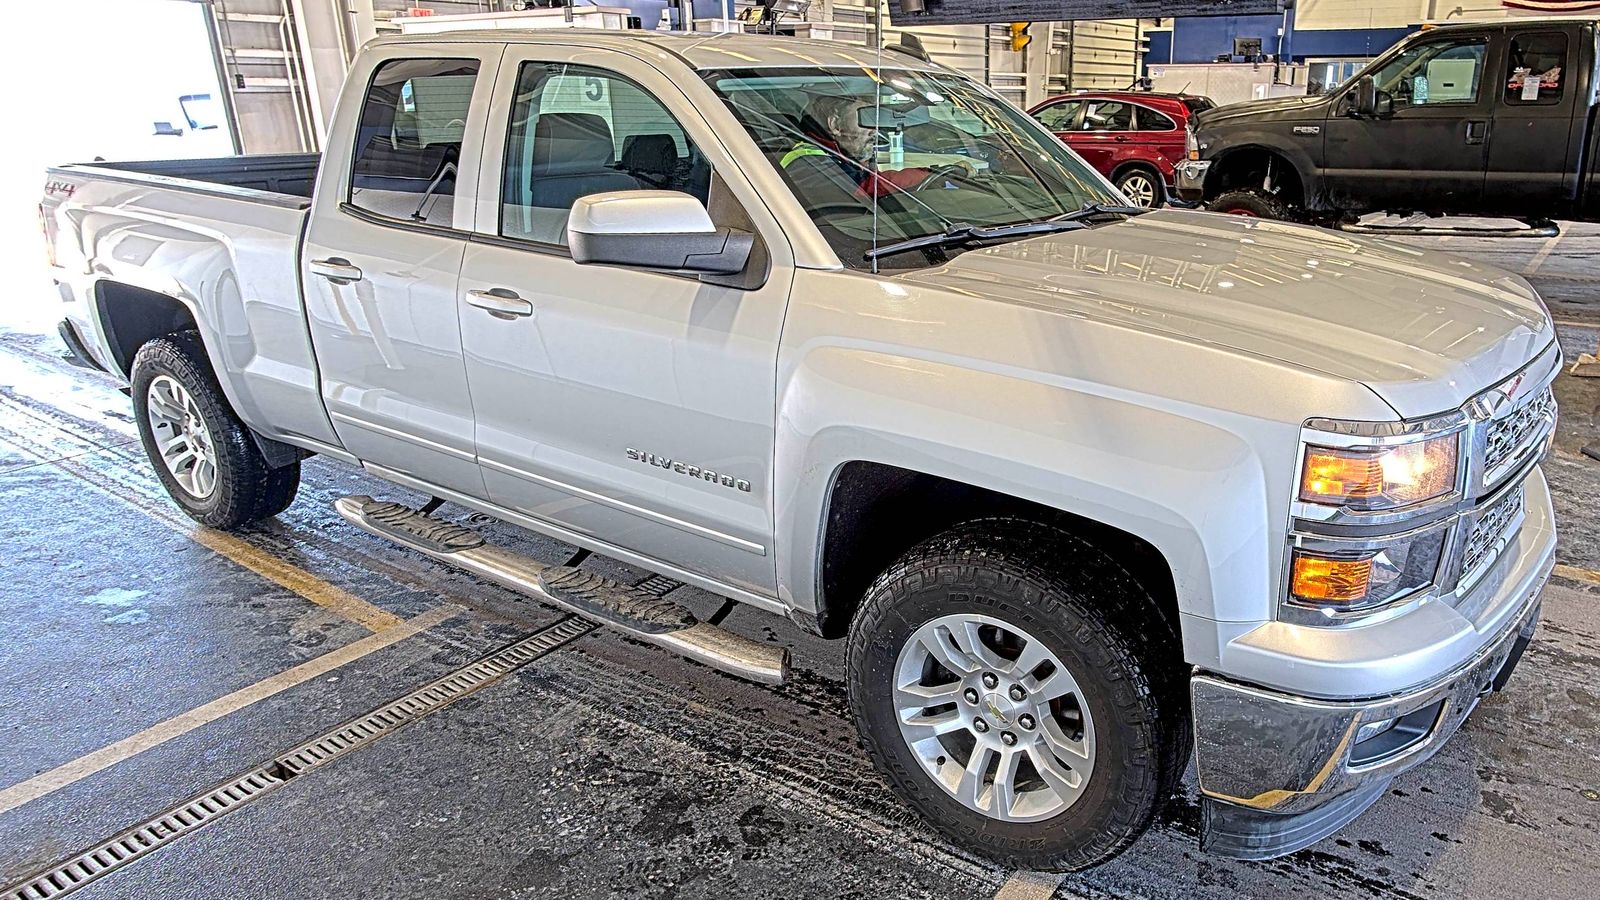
[0,403,403,633]
[186,527,405,631]
[0,604,457,817]
[1553,564,1600,587]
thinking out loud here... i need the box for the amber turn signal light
[1289,554,1373,605]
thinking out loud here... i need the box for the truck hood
[893,209,1553,418]
[1197,95,1325,125]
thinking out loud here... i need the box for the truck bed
[56,153,320,208]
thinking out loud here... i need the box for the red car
[1029,91,1215,208]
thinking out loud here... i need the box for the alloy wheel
[892,613,1096,822]
[145,374,219,500]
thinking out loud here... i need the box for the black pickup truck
[1175,18,1600,226]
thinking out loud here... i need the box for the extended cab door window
[498,63,711,246]
[348,58,481,227]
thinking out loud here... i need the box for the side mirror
[1354,75,1377,116]
[1352,75,1392,118]
[568,191,753,276]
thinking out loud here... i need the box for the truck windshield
[702,66,1122,270]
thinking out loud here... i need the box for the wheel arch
[1202,143,1311,207]
[811,459,1182,645]
[95,281,306,469]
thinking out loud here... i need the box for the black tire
[845,519,1188,871]
[1113,166,1165,209]
[1207,188,1296,220]
[130,331,300,529]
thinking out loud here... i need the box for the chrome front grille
[1483,386,1555,487]
[1462,484,1525,583]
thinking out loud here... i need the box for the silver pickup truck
[40,30,1559,870]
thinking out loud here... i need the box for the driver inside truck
[780,95,935,200]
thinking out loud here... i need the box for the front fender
[773,345,1284,630]
[1203,136,1321,205]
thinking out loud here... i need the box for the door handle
[465,287,534,319]
[1113,134,1130,142]
[309,257,364,285]
[1464,120,1488,145]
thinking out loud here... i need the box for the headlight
[1185,126,1199,160]
[1287,528,1447,618]
[1299,434,1459,511]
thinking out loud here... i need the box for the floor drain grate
[276,615,593,776]
[2,616,593,900]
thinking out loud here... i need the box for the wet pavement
[1,227,1598,899]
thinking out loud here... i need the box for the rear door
[1321,31,1497,211]
[456,44,793,597]
[302,46,500,495]
[1484,26,1581,213]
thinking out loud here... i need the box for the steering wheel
[914,164,978,191]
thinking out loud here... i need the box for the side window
[1035,101,1079,131]
[1505,32,1566,105]
[500,62,711,246]
[1079,101,1133,132]
[349,58,480,227]
[1134,105,1177,131]
[1371,38,1487,107]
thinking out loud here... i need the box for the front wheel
[1207,189,1296,220]
[131,331,300,529]
[846,520,1187,871]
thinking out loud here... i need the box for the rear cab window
[348,58,481,228]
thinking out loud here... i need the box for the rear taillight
[39,203,59,268]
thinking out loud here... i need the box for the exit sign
[888,1,1289,25]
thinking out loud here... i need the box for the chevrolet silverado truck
[40,30,1560,870]
[1177,18,1600,226]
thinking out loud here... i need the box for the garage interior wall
[205,0,1143,154]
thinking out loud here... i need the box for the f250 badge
[1293,126,1321,136]
[627,449,752,492]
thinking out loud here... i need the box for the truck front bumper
[1190,500,1556,859]
[1174,159,1209,203]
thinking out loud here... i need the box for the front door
[457,47,791,597]
[1065,99,1137,174]
[302,47,498,495]
[1321,31,1496,212]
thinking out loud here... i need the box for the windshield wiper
[864,219,1087,261]
[1048,202,1151,224]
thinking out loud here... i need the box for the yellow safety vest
[780,142,828,169]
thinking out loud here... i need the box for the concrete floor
[1,227,1598,900]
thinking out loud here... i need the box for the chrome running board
[333,496,790,685]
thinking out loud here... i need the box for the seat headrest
[621,134,679,176]
[532,112,615,173]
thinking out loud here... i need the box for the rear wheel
[846,519,1187,871]
[1208,189,1296,220]
[1114,168,1164,209]
[131,331,300,529]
